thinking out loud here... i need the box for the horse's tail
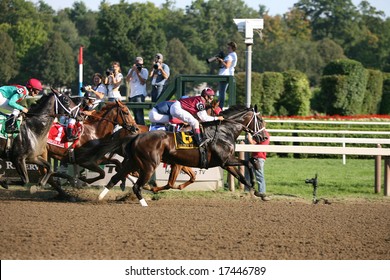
[76,135,137,163]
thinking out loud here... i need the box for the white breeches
[170,101,199,129]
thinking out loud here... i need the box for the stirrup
[198,138,210,147]
[67,135,78,141]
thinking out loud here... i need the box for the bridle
[24,92,78,118]
[87,102,138,132]
[55,94,81,118]
[245,109,265,137]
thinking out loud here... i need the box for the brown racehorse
[97,105,267,206]
[115,99,221,192]
[44,101,138,189]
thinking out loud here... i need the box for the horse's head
[206,99,222,116]
[113,100,139,132]
[50,87,81,117]
[247,104,267,143]
[221,104,267,143]
[27,88,79,117]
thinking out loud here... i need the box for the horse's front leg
[13,157,29,185]
[34,156,53,187]
[223,156,256,191]
[98,159,133,201]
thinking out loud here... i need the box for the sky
[34,0,390,17]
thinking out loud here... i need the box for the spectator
[126,56,148,125]
[105,61,123,102]
[217,41,237,109]
[0,78,42,133]
[90,73,107,100]
[247,128,271,201]
[170,88,223,146]
[149,53,170,102]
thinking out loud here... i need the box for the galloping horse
[98,105,267,206]
[45,100,137,186]
[115,99,222,192]
[0,89,75,188]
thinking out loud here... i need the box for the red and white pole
[78,46,83,96]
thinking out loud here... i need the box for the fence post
[239,141,245,190]
[228,172,234,192]
[385,157,390,196]
[375,144,381,193]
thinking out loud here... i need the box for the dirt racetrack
[0,187,389,260]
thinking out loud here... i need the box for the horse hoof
[0,181,8,189]
[29,185,39,194]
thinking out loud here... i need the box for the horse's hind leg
[176,166,196,190]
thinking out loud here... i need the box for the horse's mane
[221,104,251,118]
[90,102,117,118]
[28,92,53,113]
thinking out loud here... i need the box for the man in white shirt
[126,57,149,125]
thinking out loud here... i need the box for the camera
[153,62,160,70]
[206,51,225,64]
[80,85,92,93]
[136,63,143,72]
[106,67,114,76]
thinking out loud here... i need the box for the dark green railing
[124,74,236,109]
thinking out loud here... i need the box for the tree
[0,31,18,84]
[36,32,76,87]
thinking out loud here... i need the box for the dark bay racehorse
[116,99,222,192]
[0,90,74,189]
[45,101,138,186]
[97,105,266,206]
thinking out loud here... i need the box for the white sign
[84,155,224,191]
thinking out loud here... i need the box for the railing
[233,122,390,196]
[124,74,236,109]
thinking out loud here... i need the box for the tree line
[0,0,389,116]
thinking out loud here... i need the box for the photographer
[149,53,170,102]
[216,41,237,109]
[126,56,148,125]
[104,61,123,102]
[83,73,107,109]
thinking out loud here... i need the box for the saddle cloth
[174,131,197,149]
[149,123,198,150]
[47,122,82,148]
[0,114,20,139]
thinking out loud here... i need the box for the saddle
[151,123,209,169]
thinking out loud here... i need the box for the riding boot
[194,132,206,147]
[66,127,77,141]
[5,115,18,133]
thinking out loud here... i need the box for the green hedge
[379,72,390,114]
[320,59,368,115]
[277,70,312,116]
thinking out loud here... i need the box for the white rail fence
[232,119,390,196]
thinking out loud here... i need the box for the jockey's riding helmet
[26,78,43,91]
[201,87,215,97]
